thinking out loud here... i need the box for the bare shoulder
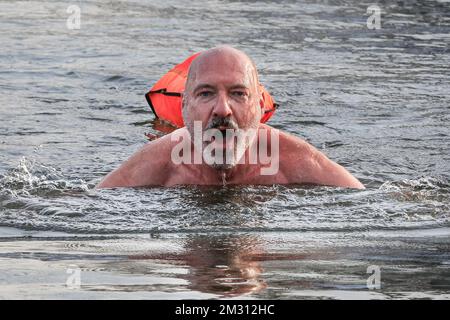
[276,129,316,173]
[96,129,184,188]
[277,129,365,189]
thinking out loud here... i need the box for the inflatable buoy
[145,53,278,128]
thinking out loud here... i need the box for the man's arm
[303,146,365,189]
[304,148,365,189]
[96,139,169,189]
[96,160,136,189]
[280,133,365,189]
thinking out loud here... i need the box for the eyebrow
[193,84,215,94]
[229,84,250,91]
[193,83,250,94]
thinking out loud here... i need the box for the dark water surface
[0,0,449,299]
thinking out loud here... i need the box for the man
[97,46,364,189]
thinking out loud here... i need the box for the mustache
[205,117,239,130]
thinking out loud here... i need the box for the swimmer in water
[97,46,364,189]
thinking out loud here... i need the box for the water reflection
[182,234,267,297]
[130,233,266,297]
[127,232,316,297]
[144,119,177,141]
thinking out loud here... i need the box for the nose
[212,92,232,118]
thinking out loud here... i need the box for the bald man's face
[182,52,262,169]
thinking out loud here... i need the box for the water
[0,0,449,299]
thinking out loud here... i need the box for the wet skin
[97,46,364,189]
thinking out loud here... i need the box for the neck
[211,162,261,186]
[218,170,228,186]
[189,163,240,186]
[187,131,264,184]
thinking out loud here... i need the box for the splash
[0,157,449,234]
[380,176,449,191]
[0,157,91,197]
[379,176,450,203]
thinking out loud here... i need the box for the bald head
[185,46,259,93]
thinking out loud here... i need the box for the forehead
[191,53,254,87]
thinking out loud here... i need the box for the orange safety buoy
[145,52,278,128]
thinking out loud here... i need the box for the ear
[181,91,186,109]
[258,84,264,111]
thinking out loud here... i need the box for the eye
[232,91,247,97]
[197,91,213,98]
